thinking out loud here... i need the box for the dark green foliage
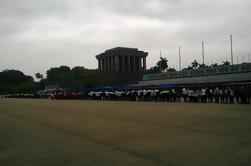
[0,70,35,94]
[156,57,168,72]
[145,57,169,74]
[46,66,72,87]
[211,63,218,68]
[191,60,199,69]
[35,73,44,80]
[45,66,101,88]
[167,68,176,72]
[198,63,207,68]
[145,66,161,74]
[0,66,102,93]
[223,61,231,66]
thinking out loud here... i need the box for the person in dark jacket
[240,86,247,104]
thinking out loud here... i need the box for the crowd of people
[2,85,250,104]
[86,86,250,104]
[43,85,251,104]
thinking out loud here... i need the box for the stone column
[136,56,140,72]
[110,56,114,72]
[100,59,102,72]
[102,59,105,72]
[122,56,125,72]
[98,59,101,72]
[108,56,111,72]
[105,57,108,72]
[139,57,142,72]
[128,56,131,72]
[143,57,146,72]
[137,57,140,72]
[132,56,135,72]
[140,57,142,72]
[115,55,119,72]
[133,56,136,72]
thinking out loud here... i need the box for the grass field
[0,99,251,166]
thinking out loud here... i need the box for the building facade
[96,47,148,73]
[138,63,251,86]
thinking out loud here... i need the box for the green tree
[211,63,218,68]
[223,61,230,66]
[46,66,72,87]
[35,73,44,81]
[191,60,199,69]
[45,66,101,88]
[0,70,35,94]
[168,68,176,72]
[198,63,207,68]
[157,57,168,72]
[145,66,161,74]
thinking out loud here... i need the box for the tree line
[0,66,101,94]
[0,59,232,94]
[145,57,231,74]
[0,70,35,94]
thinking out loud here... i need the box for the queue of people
[85,86,251,104]
[0,85,251,104]
[4,84,248,104]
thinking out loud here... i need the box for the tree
[0,70,35,94]
[45,66,101,88]
[46,66,72,87]
[223,61,230,66]
[156,57,168,72]
[168,68,176,72]
[191,60,199,69]
[35,73,44,80]
[146,66,161,74]
[198,63,207,69]
[211,63,218,68]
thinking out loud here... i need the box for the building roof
[96,47,148,59]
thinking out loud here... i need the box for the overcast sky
[0,0,251,76]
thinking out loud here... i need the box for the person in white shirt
[214,87,220,103]
[201,88,207,103]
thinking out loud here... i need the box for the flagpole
[202,41,205,65]
[230,35,234,65]
[179,46,181,71]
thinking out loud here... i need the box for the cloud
[0,0,251,76]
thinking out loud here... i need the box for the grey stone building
[96,47,148,73]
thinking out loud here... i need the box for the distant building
[95,47,148,85]
[96,47,148,73]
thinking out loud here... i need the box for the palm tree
[156,57,168,72]
[191,60,199,69]
[211,63,218,68]
[223,61,230,66]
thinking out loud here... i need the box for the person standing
[240,86,246,104]
[182,88,188,102]
[172,89,176,102]
[224,88,230,104]
[214,87,220,103]
[209,88,214,103]
[229,88,235,104]
[201,88,207,103]
[220,88,224,103]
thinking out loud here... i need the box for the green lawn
[0,99,251,166]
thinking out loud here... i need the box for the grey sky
[0,0,251,76]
